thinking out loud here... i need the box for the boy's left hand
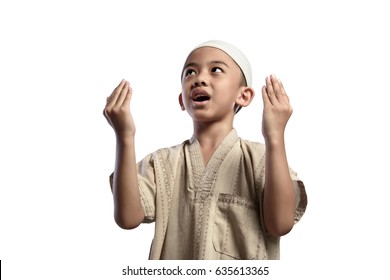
[261,74,293,144]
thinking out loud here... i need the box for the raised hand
[103,79,136,138]
[104,80,144,229]
[261,75,296,236]
[261,74,292,145]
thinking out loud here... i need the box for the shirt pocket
[212,193,267,260]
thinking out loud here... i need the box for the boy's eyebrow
[183,62,198,70]
[209,60,230,68]
[183,60,230,70]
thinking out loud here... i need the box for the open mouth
[193,95,210,102]
[191,89,211,103]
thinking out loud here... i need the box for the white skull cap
[189,40,252,87]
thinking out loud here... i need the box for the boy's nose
[193,80,207,87]
[192,74,208,87]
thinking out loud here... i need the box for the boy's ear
[178,93,185,111]
[235,87,255,108]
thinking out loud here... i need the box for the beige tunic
[111,129,307,260]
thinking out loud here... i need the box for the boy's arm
[261,75,296,237]
[104,80,144,229]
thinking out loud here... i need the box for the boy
[104,40,307,260]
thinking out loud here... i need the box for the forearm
[113,135,144,229]
[263,138,296,236]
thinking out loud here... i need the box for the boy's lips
[190,88,211,102]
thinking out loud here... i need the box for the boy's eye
[185,69,196,76]
[211,67,223,73]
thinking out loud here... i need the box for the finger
[104,80,127,121]
[278,80,288,97]
[261,85,272,106]
[123,85,133,107]
[276,79,291,105]
[276,78,287,95]
[270,74,283,101]
[115,81,131,107]
[103,108,110,122]
[108,79,127,106]
[103,107,113,125]
[265,76,277,105]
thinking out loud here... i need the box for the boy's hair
[182,40,252,114]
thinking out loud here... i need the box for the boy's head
[180,40,253,114]
[183,40,252,88]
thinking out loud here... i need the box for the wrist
[115,132,136,145]
[264,134,285,149]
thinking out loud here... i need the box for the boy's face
[180,47,246,123]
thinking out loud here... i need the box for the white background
[1,0,389,279]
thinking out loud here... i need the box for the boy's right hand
[103,79,136,138]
